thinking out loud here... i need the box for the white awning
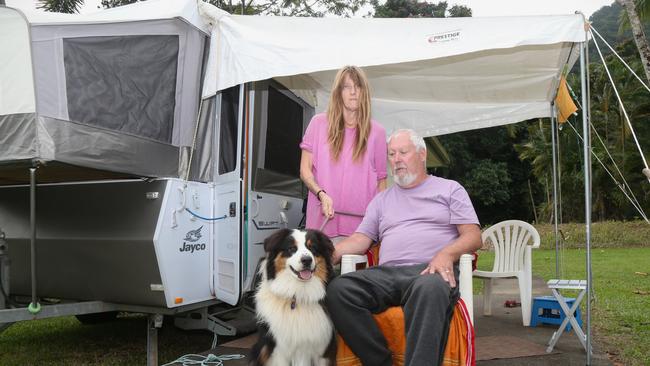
[200,5,587,135]
[8,0,589,137]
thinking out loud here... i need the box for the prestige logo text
[427,29,461,43]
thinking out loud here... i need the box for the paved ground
[474,276,612,366]
[190,276,614,365]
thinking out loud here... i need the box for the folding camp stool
[531,295,582,331]
[545,279,588,353]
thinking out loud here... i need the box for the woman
[300,66,387,242]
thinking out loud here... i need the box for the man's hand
[420,250,457,288]
[331,233,373,265]
[420,223,481,288]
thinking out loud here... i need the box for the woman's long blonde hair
[326,66,372,162]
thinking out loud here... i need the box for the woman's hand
[319,192,334,219]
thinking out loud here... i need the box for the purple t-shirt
[300,113,387,237]
[356,175,479,266]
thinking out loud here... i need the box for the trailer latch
[229,202,236,217]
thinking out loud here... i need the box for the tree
[439,125,536,224]
[515,41,650,223]
[38,0,84,13]
[39,0,368,17]
[617,0,650,85]
[448,4,471,17]
[372,0,471,18]
[462,160,512,206]
[100,0,143,9]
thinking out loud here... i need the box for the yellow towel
[555,77,578,123]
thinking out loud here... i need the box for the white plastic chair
[473,220,540,326]
[341,253,475,324]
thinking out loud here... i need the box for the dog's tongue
[299,270,313,280]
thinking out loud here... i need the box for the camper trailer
[1,0,588,363]
[0,0,312,352]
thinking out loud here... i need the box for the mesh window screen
[218,85,240,175]
[264,86,303,178]
[63,35,178,143]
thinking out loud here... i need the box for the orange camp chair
[337,250,476,366]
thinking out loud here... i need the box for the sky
[6,0,615,18]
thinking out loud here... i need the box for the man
[326,129,482,366]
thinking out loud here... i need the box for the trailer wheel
[75,311,119,324]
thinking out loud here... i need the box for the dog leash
[318,210,364,231]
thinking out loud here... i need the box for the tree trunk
[617,0,650,85]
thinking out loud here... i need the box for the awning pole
[27,166,41,315]
[550,103,560,278]
[580,37,593,365]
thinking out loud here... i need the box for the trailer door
[213,85,244,306]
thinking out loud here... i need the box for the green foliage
[38,0,84,13]
[373,0,447,18]
[512,31,650,224]
[207,0,368,16]
[617,0,650,34]
[438,125,537,225]
[448,4,471,17]
[42,0,367,16]
[462,160,511,206]
[590,2,650,60]
[372,0,471,18]
[101,0,142,9]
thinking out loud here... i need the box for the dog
[250,228,336,366]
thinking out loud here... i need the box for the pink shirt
[356,175,479,266]
[300,113,387,237]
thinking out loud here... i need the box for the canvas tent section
[0,8,35,116]
[199,7,586,137]
[0,0,213,184]
[0,7,38,168]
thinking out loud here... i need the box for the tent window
[63,35,178,143]
[264,86,303,178]
[218,85,240,175]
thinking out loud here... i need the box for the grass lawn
[0,313,218,365]
[475,247,650,366]
[534,221,650,249]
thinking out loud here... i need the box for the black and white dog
[250,228,336,366]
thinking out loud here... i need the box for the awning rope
[591,26,650,94]
[590,123,646,215]
[564,120,649,223]
[590,28,650,179]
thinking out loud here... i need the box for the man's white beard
[394,171,417,187]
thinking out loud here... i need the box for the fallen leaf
[633,289,649,295]
[634,272,648,276]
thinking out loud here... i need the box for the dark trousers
[326,263,459,366]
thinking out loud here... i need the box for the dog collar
[291,296,296,310]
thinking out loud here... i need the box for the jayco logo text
[180,226,207,253]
